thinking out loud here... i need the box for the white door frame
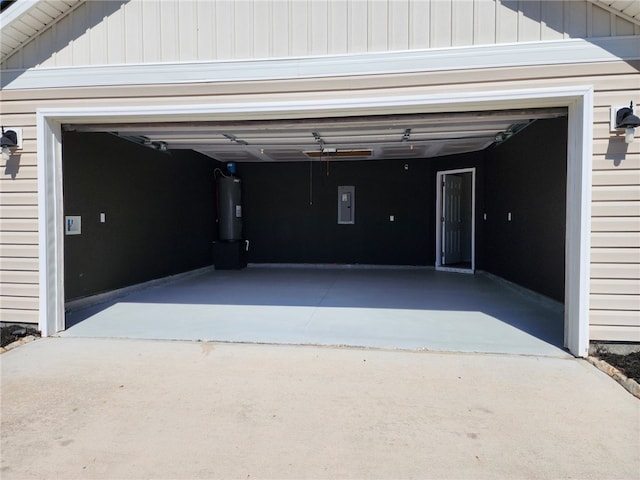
[436,168,476,274]
[37,85,592,356]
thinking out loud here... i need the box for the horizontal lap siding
[0,60,639,344]
[0,116,39,325]
[590,88,640,342]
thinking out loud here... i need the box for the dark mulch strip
[596,351,640,384]
[1,325,40,348]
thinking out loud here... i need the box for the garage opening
[59,108,569,355]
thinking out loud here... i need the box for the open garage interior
[60,109,569,355]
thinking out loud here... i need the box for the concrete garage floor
[63,266,568,357]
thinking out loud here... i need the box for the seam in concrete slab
[586,356,640,399]
[49,335,574,360]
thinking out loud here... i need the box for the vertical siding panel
[368,0,388,52]
[388,0,409,51]
[290,0,309,56]
[310,0,329,55]
[271,0,290,56]
[19,39,36,68]
[586,1,593,37]
[196,0,216,61]
[328,0,348,54]
[124,0,143,63]
[141,1,161,62]
[233,1,254,59]
[430,0,451,48]
[89,1,108,65]
[541,0,564,40]
[178,0,198,61]
[54,14,73,66]
[215,1,234,60]
[4,52,22,69]
[160,1,179,61]
[473,0,495,45]
[496,0,518,44]
[451,0,473,47]
[591,5,612,37]
[564,0,587,38]
[107,2,125,64]
[518,0,541,42]
[253,1,271,59]
[6,0,639,69]
[38,26,57,67]
[71,6,90,65]
[348,0,368,53]
[408,0,430,49]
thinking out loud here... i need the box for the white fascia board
[2,36,639,90]
[0,0,40,28]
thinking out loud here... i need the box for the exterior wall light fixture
[616,101,640,144]
[1,127,22,161]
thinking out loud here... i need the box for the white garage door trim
[37,84,593,357]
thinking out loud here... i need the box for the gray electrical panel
[338,186,355,224]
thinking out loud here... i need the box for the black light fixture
[615,101,640,144]
[1,127,19,160]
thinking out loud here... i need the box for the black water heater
[218,176,242,241]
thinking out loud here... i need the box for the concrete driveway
[1,337,639,479]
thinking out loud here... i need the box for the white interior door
[442,174,463,265]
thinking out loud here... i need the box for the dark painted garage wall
[238,159,432,264]
[238,153,484,266]
[481,117,567,301]
[62,117,566,303]
[63,132,218,301]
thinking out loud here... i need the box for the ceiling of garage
[65,107,567,163]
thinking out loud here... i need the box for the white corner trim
[3,36,639,90]
[564,88,594,358]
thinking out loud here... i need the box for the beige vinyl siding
[1,58,639,342]
[3,0,640,70]
[591,85,640,342]
[0,117,39,326]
